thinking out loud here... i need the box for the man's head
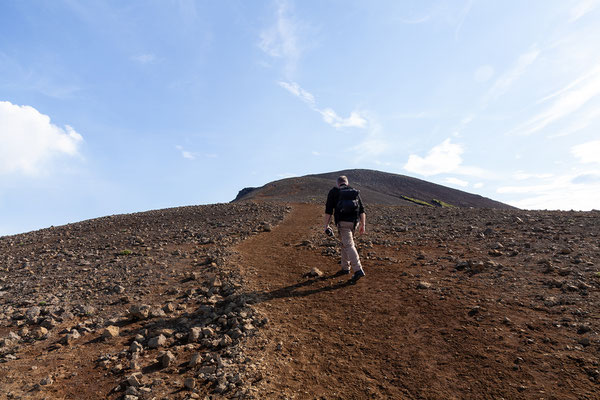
[337,175,348,187]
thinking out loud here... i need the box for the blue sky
[1,0,600,235]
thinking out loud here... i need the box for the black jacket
[325,185,365,224]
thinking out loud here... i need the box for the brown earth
[1,202,599,399]
[236,203,600,399]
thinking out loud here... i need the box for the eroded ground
[1,202,599,399]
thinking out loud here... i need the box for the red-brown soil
[236,203,599,399]
[1,202,599,399]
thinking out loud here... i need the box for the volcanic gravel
[1,202,599,399]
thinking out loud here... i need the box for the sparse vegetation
[401,195,434,207]
[432,199,455,208]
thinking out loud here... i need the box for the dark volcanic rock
[232,168,514,209]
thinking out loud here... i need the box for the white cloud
[569,0,600,22]
[511,65,600,136]
[279,80,368,130]
[0,101,83,176]
[320,109,367,129]
[175,145,195,160]
[132,53,157,64]
[444,177,469,187]
[404,139,464,176]
[278,81,315,106]
[485,48,540,103]
[513,171,554,180]
[498,172,600,210]
[473,182,484,189]
[259,0,302,78]
[572,140,600,163]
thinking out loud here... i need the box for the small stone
[211,276,222,287]
[125,386,139,396]
[130,341,143,353]
[416,281,432,290]
[129,304,151,320]
[577,325,592,334]
[468,306,481,317]
[26,306,41,322]
[102,326,120,339]
[579,337,591,347]
[75,305,96,316]
[127,373,142,387]
[189,353,202,367]
[162,303,176,314]
[307,267,323,278]
[184,377,196,390]
[148,334,166,349]
[188,327,202,342]
[40,376,54,386]
[219,334,233,348]
[202,327,215,338]
[158,351,175,368]
[32,326,48,339]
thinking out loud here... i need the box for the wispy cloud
[132,53,157,64]
[484,47,540,104]
[498,171,600,210]
[0,101,83,176]
[569,0,600,23]
[175,145,195,160]
[454,0,474,40]
[510,65,600,136]
[572,139,600,163]
[278,80,368,129]
[259,0,303,78]
[278,81,315,106]
[513,171,554,180]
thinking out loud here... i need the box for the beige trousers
[337,221,362,272]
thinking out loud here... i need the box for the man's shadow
[245,270,354,305]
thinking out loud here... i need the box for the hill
[2,193,599,399]
[233,169,514,209]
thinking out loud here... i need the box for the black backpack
[336,187,360,222]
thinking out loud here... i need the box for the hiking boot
[335,269,351,277]
[349,269,365,283]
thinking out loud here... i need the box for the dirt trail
[235,204,490,399]
[235,203,600,400]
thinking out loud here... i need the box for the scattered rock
[129,305,151,320]
[102,326,120,339]
[416,281,432,290]
[184,377,196,390]
[158,351,175,368]
[148,334,166,349]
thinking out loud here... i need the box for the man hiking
[323,175,366,283]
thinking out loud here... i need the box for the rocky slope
[1,201,599,399]
[0,203,288,399]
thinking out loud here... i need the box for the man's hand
[358,213,366,235]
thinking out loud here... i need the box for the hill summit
[233,169,513,209]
